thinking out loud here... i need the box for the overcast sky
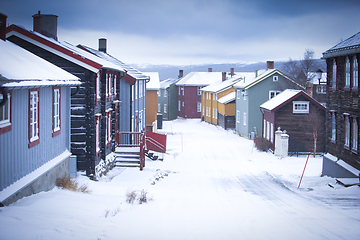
[1,0,360,66]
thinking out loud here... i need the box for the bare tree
[282,49,321,87]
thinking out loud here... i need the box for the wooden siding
[0,87,71,191]
[325,55,360,170]
[274,95,326,153]
[178,86,202,118]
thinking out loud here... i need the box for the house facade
[305,72,327,106]
[158,77,180,121]
[200,71,241,128]
[322,31,360,178]
[235,62,304,139]
[0,14,81,205]
[144,72,160,132]
[176,70,223,118]
[260,90,326,153]
[6,12,141,178]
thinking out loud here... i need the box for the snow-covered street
[1,119,360,240]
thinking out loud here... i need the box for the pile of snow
[0,119,359,240]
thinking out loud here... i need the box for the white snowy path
[1,119,360,240]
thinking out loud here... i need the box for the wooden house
[322,31,360,178]
[234,61,304,139]
[305,72,327,107]
[176,69,223,118]
[5,12,144,178]
[260,89,326,153]
[158,78,178,121]
[200,71,241,129]
[0,13,81,205]
[143,72,160,132]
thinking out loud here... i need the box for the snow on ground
[1,119,360,240]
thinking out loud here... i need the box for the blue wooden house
[6,12,149,178]
[0,13,81,205]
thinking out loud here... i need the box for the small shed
[260,89,326,153]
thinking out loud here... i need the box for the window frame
[344,114,350,149]
[95,114,101,155]
[269,90,281,99]
[293,101,309,114]
[332,59,337,89]
[345,57,351,89]
[273,76,278,82]
[316,85,326,94]
[164,104,167,114]
[353,56,359,90]
[96,70,101,105]
[236,110,240,123]
[331,112,336,143]
[0,90,12,134]
[29,89,40,148]
[197,102,201,113]
[52,87,61,137]
[351,117,358,153]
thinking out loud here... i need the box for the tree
[283,49,321,87]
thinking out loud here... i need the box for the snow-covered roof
[234,69,303,90]
[143,72,160,90]
[260,89,325,111]
[175,72,223,86]
[218,92,235,104]
[323,31,360,58]
[6,24,124,73]
[0,39,81,87]
[77,44,149,81]
[201,72,254,93]
[160,78,178,89]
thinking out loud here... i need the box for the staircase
[114,147,141,168]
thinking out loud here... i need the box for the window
[215,108,217,119]
[178,100,181,111]
[197,87,201,96]
[293,101,309,114]
[237,89,240,99]
[212,108,215,118]
[273,76,278,82]
[353,57,359,89]
[206,107,209,117]
[352,117,358,152]
[270,123,274,143]
[134,81,138,100]
[344,115,350,148]
[263,120,266,138]
[236,110,240,123]
[164,90,168,98]
[266,121,270,141]
[181,87,184,96]
[182,101,184,107]
[243,112,247,126]
[164,104,167,114]
[96,70,101,104]
[52,87,61,137]
[95,114,101,154]
[29,89,40,148]
[106,110,112,146]
[202,106,205,115]
[331,112,336,142]
[113,74,117,97]
[157,90,161,97]
[345,57,351,88]
[269,90,281,99]
[332,59,337,88]
[316,85,326,94]
[158,103,161,113]
[178,87,181,96]
[197,102,201,113]
[213,94,215,101]
[203,92,205,99]
[139,80,142,98]
[0,90,12,134]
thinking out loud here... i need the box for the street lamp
[316,69,323,84]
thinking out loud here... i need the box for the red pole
[298,149,312,188]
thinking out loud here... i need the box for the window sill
[29,138,40,148]
[351,149,358,154]
[344,87,351,91]
[351,88,358,92]
[344,145,350,151]
[0,123,12,135]
[52,129,61,137]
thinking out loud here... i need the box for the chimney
[208,68,212,72]
[0,12,7,41]
[222,72,227,81]
[32,11,58,40]
[99,38,107,53]
[178,70,183,79]
[230,68,235,77]
[267,61,274,69]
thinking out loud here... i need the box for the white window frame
[29,90,39,143]
[53,87,61,134]
[270,123,274,143]
[197,87,201,96]
[197,102,201,113]
[243,112,247,126]
[331,112,336,142]
[345,57,351,88]
[96,114,101,154]
[344,115,350,148]
[96,70,101,104]
[178,100,181,111]
[164,90,168,98]
[266,121,270,141]
[332,59,337,88]
[353,57,358,89]
[269,90,281,99]
[352,117,358,151]
[293,101,309,114]
[237,89,240,99]
[236,110,240,123]
[316,85,326,94]
[164,104,167,114]
[157,90,161,97]
[273,76,278,82]
[158,103,161,113]
[0,92,11,127]
[263,119,266,138]
[181,87,184,96]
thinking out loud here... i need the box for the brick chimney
[99,38,107,53]
[230,68,235,77]
[222,72,227,81]
[178,70,183,79]
[267,61,274,69]
[32,11,58,40]
[0,12,7,41]
[208,68,212,72]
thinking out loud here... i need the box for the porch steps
[115,147,140,168]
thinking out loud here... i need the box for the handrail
[118,132,142,147]
[146,136,165,152]
[139,131,145,170]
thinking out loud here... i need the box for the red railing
[139,131,145,171]
[146,131,167,153]
[118,131,145,171]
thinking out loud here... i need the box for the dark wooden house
[260,89,326,153]
[6,12,136,178]
[322,31,360,178]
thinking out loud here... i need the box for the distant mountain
[133,60,326,81]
